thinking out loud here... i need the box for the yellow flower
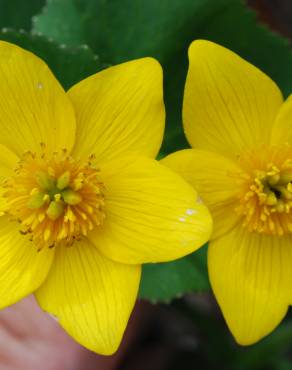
[0,41,212,354]
[163,40,292,345]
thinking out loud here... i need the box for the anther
[4,149,105,250]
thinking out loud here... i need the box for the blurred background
[0,0,292,369]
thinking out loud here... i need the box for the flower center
[3,148,105,250]
[237,145,292,236]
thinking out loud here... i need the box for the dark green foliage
[0,28,105,89]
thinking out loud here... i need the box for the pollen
[3,147,105,250]
[236,145,292,236]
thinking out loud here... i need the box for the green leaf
[0,0,45,31]
[32,0,85,47]
[139,246,210,303]
[0,28,105,89]
[33,0,232,62]
[76,0,233,63]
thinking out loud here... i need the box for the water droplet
[37,82,43,90]
[186,208,196,215]
[179,217,186,222]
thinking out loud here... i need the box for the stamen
[3,147,105,250]
[236,145,292,236]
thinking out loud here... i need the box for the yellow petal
[0,216,54,309]
[208,225,292,345]
[89,155,212,264]
[0,144,18,180]
[0,145,19,214]
[36,238,141,355]
[68,58,164,162]
[184,40,283,159]
[0,41,76,156]
[271,95,292,145]
[162,149,242,239]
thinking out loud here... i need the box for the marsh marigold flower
[0,41,212,354]
[163,40,292,345]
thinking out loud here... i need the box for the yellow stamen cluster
[237,145,292,236]
[3,147,105,250]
